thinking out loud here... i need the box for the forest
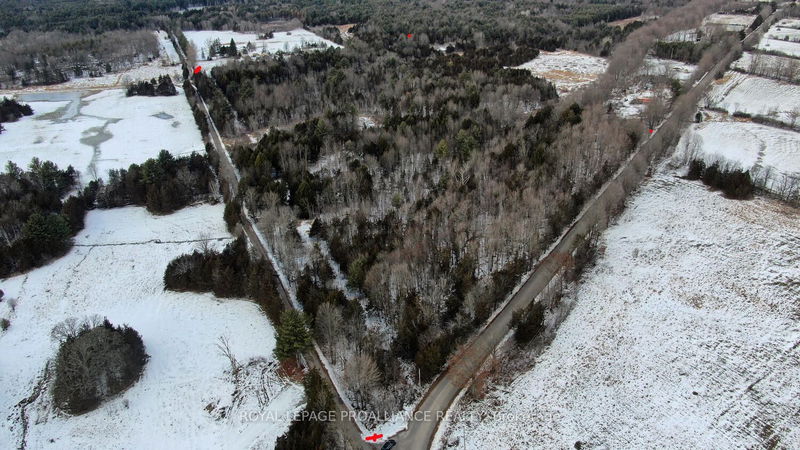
[0,30,159,87]
[169,0,748,435]
[180,0,706,428]
[0,0,226,34]
[0,159,90,277]
[0,0,735,437]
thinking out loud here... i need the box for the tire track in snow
[73,236,232,248]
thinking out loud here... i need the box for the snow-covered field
[763,21,800,42]
[755,19,800,57]
[641,57,697,82]
[674,120,800,190]
[0,204,303,449]
[732,52,800,79]
[708,72,800,125]
[184,28,341,61]
[757,38,800,57]
[514,50,608,94]
[440,168,800,449]
[702,13,756,31]
[0,87,203,183]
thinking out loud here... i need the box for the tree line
[0,159,89,277]
[0,30,159,88]
[95,150,214,214]
[163,236,283,322]
[126,75,178,97]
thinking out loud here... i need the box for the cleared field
[642,57,697,81]
[515,50,607,94]
[732,52,800,81]
[674,120,800,191]
[757,38,800,57]
[0,87,203,183]
[440,170,800,449]
[708,72,800,125]
[184,28,341,61]
[0,204,303,449]
[702,13,756,31]
[764,28,800,42]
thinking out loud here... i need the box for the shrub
[0,97,33,123]
[687,159,705,180]
[52,319,148,414]
[689,159,754,199]
[512,302,545,345]
[0,318,9,331]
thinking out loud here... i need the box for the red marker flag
[193,66,202,75]
[648,128,654,134]
[365,433,383,442]
[407,33,413,39]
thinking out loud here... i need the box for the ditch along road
[169,36,371,450]
[172,10,767,446]
[392,14,775,450]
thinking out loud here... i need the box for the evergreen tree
[275,309,312,360]
[22,212,71,254]
[512,302,545,345]
[228,38,238,57]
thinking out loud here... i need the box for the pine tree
[228,38,238,57]
[274,310,312,360]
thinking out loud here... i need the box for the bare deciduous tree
[343,352,380,410]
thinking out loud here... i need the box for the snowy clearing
[702,13,756,31]
[440,168,800,449]
[757,38,800,58]
[673,120,800,191]
[708,72,800,125]
[732,52,800,79]
[611,87,670,119]
[0,87,203,183]
[184,28,341,61]
[763,23,800,42]
[641,57,697,82]
[0,204,303,449]
[514,50,608,94]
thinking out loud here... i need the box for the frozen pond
[1,88,204,184]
